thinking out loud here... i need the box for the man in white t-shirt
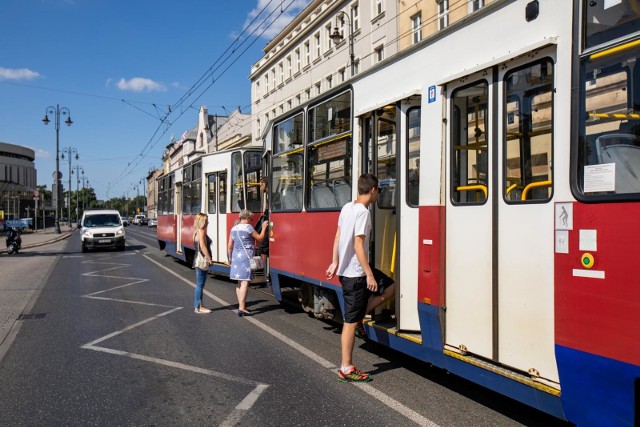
[326,173,394,383]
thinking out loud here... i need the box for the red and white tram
[157,148,267,282]
[261,1,639,425]
[156,0,639,424]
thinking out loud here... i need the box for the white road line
[220,384,270,427]
[80,257,269,426]
[143,253,439,427]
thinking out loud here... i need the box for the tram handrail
[521,180,552,200]
[456,184,487,199]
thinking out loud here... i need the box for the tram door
[362,103,420,331]
[175,183,182,253]
[445,55,559,382]
[206,172,227,262]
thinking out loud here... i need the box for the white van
[80,209,125,252]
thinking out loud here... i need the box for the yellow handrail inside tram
[506,183,518,195]
[457,184,487,199]
[521,180,552,200]
[590,39,640,60]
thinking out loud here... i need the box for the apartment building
[398,0,493,50]
[250,0,399,142]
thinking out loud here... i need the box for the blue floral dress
[230,223,256,281]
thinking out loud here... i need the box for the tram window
[407,107,421,207]
[231,152,244,211]
[207,174,216,214]
[275,113,303,152]
[168,174,174,214]
[578,49,640,198]
[503,59,554,203]
[451,81,489,205]
[158,177,165,215]
[306,137,351,210]
[308,90,352,142]
[272,152,303,211]
[219,173,227,214]
[244,151,263,212]
[192,162,202,214]
[584,0,640,50]
[273,114,305,212]
[377,107,397,209]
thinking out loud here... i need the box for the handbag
[193,235,209,270]
[235,229,263,271]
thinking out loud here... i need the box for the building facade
[250,0,399,142]
[0,141,37,223]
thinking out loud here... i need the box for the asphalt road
[0,226,571,426]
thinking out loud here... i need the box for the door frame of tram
[205,171,227,263]
[175,182,183,254]
[359,97,421,332]
[443,47,559,383]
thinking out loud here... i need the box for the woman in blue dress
[227,209,267,316]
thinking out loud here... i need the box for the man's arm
[354,235,377,292]
[325,226,341,279]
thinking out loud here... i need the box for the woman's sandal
[237,309,253,317]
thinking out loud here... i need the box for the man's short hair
[357,173,379,195]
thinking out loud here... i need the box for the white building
[250,0,399,142]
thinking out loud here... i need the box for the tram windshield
[577,46,640,197]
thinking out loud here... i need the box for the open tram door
[360,97,421,332]
[443,49,559,386]
[205,171,227,264]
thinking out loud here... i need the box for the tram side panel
[555,202,640,425]
[157,214,180,259]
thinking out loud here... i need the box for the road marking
[144,253,439,427]
[79,259,270,425]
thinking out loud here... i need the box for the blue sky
[0,0,311,200]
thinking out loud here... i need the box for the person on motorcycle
[6,227,22,253]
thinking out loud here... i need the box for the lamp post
[140,178,146,216]
[81,170,86,214]
[61,147,78,226]
[42,105,73,234]
[73,165,83,226]
[330,11,355,77]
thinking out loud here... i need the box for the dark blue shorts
[339,268,394,323]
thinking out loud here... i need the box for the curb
[1,229,75,254]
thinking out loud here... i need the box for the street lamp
[140,178,146,216]
[330,11,355,77]
[61,147,78,226]
[42,105,73,234]
[73,165,83,226]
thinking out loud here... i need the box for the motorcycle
[6,228,22,255]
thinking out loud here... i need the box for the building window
[286,56,292,79]
[279,62,284,85]
[351,2,360,31]
[279,104,284,114]
[411,13,422,44]
[295,48,301,73]
[325,24,332,52]
[374,0,383,16]
[296,94,301,106]
[304,41,310,66]
[287,100,292,111]
[315,32,321,59]
[339,67,346,83]
[469,0,484,12]
[257,118,261,137]
[264,75,269,93]
[374,45,384,63]
[353,58,360,75]
[256,81,261,98]
[438,0,449,30]
[326,75,333,89]
[305,88,311,101]
[271,68,276,89]
[315,82,321,96]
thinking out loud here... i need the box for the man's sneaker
[338,366,371,383]
[355,321,367,339]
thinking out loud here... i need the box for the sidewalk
[2,224,75,253]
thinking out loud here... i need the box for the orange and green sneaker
[338,366,372,383]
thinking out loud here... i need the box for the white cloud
[0,67,40,81]
[243,0,312,40]
[34,148,50,159]
[115,77,166,92]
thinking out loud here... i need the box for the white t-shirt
[336,201,371,278]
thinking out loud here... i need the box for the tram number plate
[98,239,111,243]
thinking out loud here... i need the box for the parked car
[147,218,157,227]
[80,209,125,252]
[133,214,147,226]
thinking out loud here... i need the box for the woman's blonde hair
[194,213,208,230]
[238,209,252,220]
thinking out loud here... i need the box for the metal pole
[55,108,61,233]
